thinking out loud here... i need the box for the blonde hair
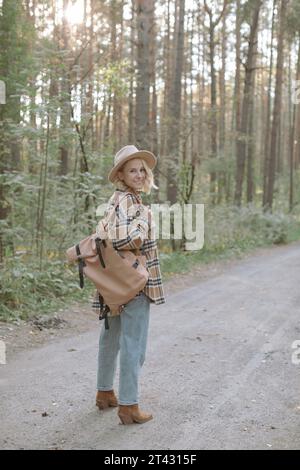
[113,159,158,195]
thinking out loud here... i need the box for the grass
[160,207,300,280]
[0,257,95,322]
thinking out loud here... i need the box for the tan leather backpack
[65,195,149,327]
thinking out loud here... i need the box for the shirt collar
[116,187,142,204]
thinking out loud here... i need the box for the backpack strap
[98,292,110,330]
[95,237,106,268]
[75,244,86,288]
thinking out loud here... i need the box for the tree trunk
[234,0,261,206]
[135,0,153,150]
[218,11,228,203]
[58,0,71,176]
[265,0,287,211]
[204,0,228,204]
[289,37,300,211]
[158,0,171,200]
[111,0,121,152]
[128,0,135,144]
[246,68,257,203]
[228,0,241,202]
[160,0,171,160]
[166,0,185,204]
[149,1,158,157]
[0,0,26,261]
[262,0,276,206]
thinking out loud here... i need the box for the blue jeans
[97,292,150,405]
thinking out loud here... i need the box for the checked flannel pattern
[92,189,166,314]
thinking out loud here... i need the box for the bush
[204,204,291,252]
[0,255,93,322]
[159,204,298,278]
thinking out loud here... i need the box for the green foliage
[160,204,299,278]
[1,0,300,324]
[0,168,111,321]
[1,172,300,322]
[178,162,194,202]
[242,0,262,26]
[98,59,132,98]
[236,207,289,244]
[0,255,94,321]
[205,204,292,250]
[286,0,300,38]
[2,172,87,240]
[0,0,35,117]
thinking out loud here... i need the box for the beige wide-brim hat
[108,145,157,183]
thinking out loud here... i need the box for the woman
[92,145,166,425]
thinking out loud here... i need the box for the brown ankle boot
[96,390,118,410]
[118,404,153,424]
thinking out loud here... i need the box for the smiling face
[117,158,146,191]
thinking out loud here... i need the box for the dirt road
[1,243,300,450]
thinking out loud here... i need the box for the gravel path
[1,243,300,450]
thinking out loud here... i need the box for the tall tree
[262,0,277,207]
[234,0,262,206]
[287,0,300,210]
[228,0,242,202]
[0,0,32,261]
[204,0,228,204]
[218,7,228,203]
[149,0,158,157]
[57,0,72,176]
[135,0,154,149]
[265,0,288,210]
[288,42,300,211]
[111,0,124,152]
[128,0,135,144]
[166,0,185,204]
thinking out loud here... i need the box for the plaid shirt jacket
[92,189,166,314]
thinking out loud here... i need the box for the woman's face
[118,158,146,191]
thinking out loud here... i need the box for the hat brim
[108,150,157,183]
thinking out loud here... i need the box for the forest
[1,0,300,320]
